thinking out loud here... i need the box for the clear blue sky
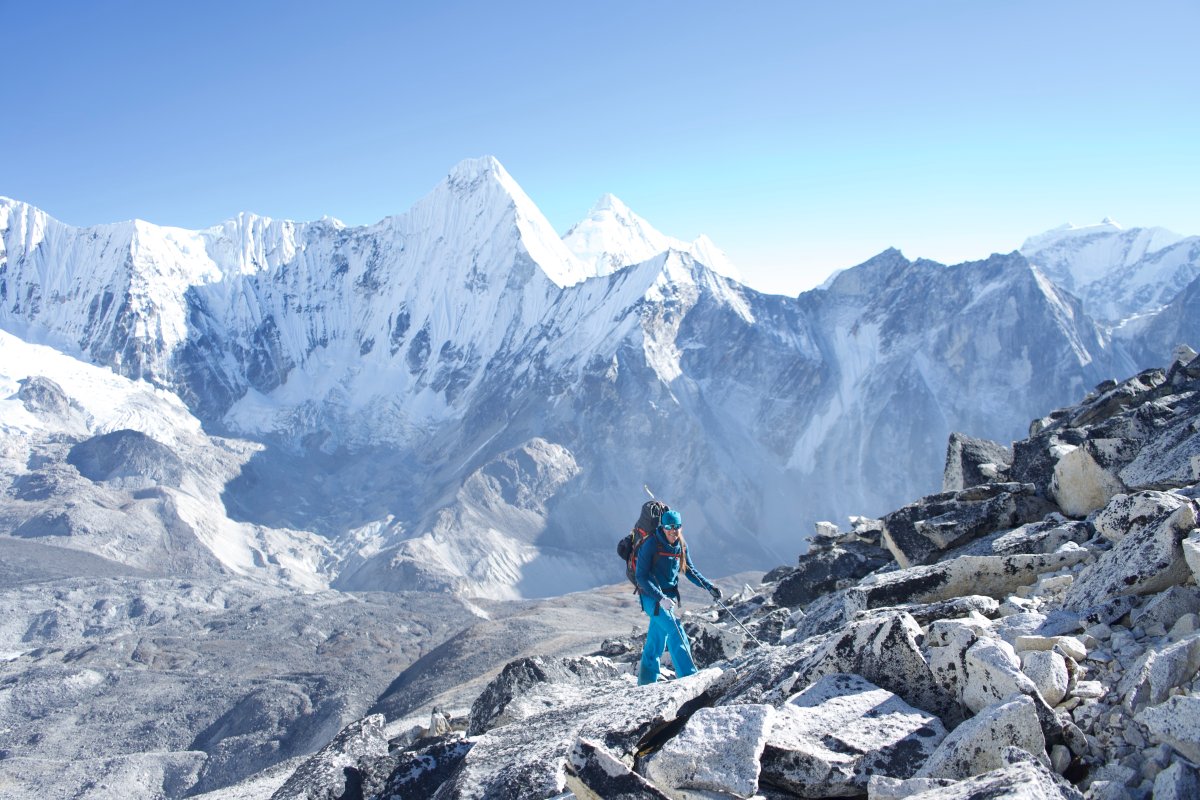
[3,0,1197,294]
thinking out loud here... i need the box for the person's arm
[635,536,665,601]
[683,546,718,595]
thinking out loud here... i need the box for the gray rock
[564,737,672,800]
[1131,585,1200,632]
[1152,761,1200,800]
[867,774,958,799]
[684,618,746,666]
[1063,496,1196,611]
[858,595,1000,627]
[1021,650,1070,706]
[270,714,389,800]
[1123,632,1200,712]
[642,703,773,799]
[1091,491,1192,543]
[433,668,728,800]
[1184,530,1200,584]
[372,735,472,800]
[911,760,1084,799]
[760,673,947,797]
[881,483,1057,568]
[858,550,1090,609]
[1036,595,1138,637]
[772,541,891,608]
[1050,439,1134,517]
[1136,694,1200,763]
[943,432,1012,492]
[774,612,958,723]
[914,696,1047,780]
[788,587,868,642]
[66,429,186,488]
[988,518,1092,557]
[466,655,627,736]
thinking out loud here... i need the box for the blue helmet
[660,510,682,530]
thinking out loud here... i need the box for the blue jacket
[635,528,714,603]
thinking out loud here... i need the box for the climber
[635,509,722,685]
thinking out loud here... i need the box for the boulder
[1050,441,1130,517]
[683,619,745,666]
[564,738,672,800]
[1118,391,1200,490]
[927,622,1050,715]
[857,595,999,627]
[909,761,1085,799]
[774,612,958,723]
[913,696,1047,781]
[1153,761,1200,800]
[642,704,774,799]
[988,517,1091,557]
[788,588,868,642]
[1137,694,1200,763]
[867,775,958,799]
[434,668,727,799]
[1035,595,1138,637]
[881,483,1056,568]
[760,674,946,797]
[1063,498,1196,611]
[1131,585,1200,632]
[1020,650,1070,706]
[372,736,472,800]
[1122,632,1200,712]
[1091,491,1192,543]
[772,542,891,608]
[857,550,1089,609]
[1184,530,1200,583]
[943,432,1012,492]
[270,714,389,800]
[466,655,627,735]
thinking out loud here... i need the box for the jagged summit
[563,193,742,282]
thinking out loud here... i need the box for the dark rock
[17,376,72,417]
[772,541,891,607]
[371,735,472,800]
[683,619,744,667]
[270,714,389,800]
[881,483,1057,568]
[859,595,1000,627]
[67,429,185,487]
[943,432,1012,492]
[761,565,795,584]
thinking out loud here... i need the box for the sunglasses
[663,525,681,531]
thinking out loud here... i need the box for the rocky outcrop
[943,432,1012,492]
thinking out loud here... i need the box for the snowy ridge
[563,193,742,281]
[1020,219,1199,323]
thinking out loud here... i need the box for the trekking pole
[714,597,766,648]
[643,484,655,500]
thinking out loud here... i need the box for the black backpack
[616,500,669,589]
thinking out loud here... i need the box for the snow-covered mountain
[1020,219,1200,324]
[0,157,1188,599]
[563,193,742,281]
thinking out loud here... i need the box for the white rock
[962,638,1040,713]
[642,704,774,799]
[1014,635,1086,661]
[1137,694,1200,763]
[1170,613,1199,640]
[1073,680,1105,699]
[760,674,947,797]
[1051,443,1126,518]
[1021,650,1070,706]
[914,695,1048,780]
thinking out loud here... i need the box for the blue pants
[638,593,697,685]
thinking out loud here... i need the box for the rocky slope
[259,345,1200,799]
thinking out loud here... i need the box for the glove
[709,586,723,601]
[659,597,676,614]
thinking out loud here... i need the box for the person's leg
[662,612,697,678]
[638,595,667,685]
